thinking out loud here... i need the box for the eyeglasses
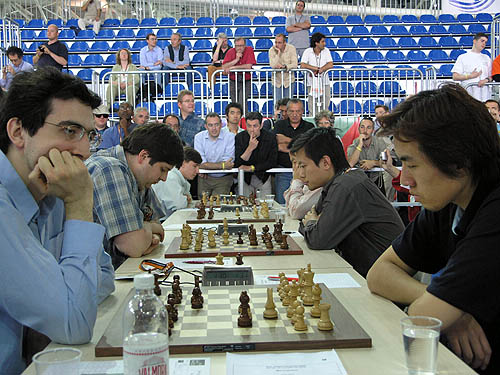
[45,121,101,143]
[94,114,109,118]
[182,99,195,103]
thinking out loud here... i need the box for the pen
[268,276,299,281]
[183,260,216,264]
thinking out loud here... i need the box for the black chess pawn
[173,275,180,283]
[172,282,182,304]
[194,275,201,289]
[236,231,244,244]
[191,286,204,309]
[153,273,162,296]
[237,291,252,327]
[236,252,244,265]
[236,217,243,224]
[208,207,214,219]
[166,304,175,328]
[167,297,178,322]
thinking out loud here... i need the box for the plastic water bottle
[123,274,169,375]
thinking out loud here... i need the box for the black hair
[183,146,202,164]
[485,99,500,111]
[473,32,488,41]
[146,32,156,40]
[375,104,389,112]
[6,46,23,58]
[204,112,221,124]
[290,127,347,170]
[310,32,325,48]
[379,83,500,184]
[0,67,101,153]
[121,122,184,168]
[245,111,263,124]
[225,102,243,117]
[360,116,375,126]
[276,98,290,109]
[163,114,180,125]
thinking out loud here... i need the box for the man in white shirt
[452,32,492,102]
[153,147,201,217]
[78,0,101,34]
[300,32,333,115]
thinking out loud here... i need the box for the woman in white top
[106,48,140,107]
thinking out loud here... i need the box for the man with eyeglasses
[0,46,34,91]
[177,89,204,147]
[194,113,235,197]
[0,68,114,373]
[98,102,136,150]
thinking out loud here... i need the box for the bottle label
[124,344,169,375]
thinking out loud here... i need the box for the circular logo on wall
[449,0,495,12]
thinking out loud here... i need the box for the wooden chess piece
[236,217,243,224]
[172,282,182,304]
[153,273,161,296]
[310,283,322,318]
[222,229,230,245]
[249,228,258,246]
[194,275,200,289]
[216,195,221,206]
[215,252,224,265]
[265,239,273,250]
[207,229,217,248]
[194,238,202,252]
[294,306,308,331]
[236,253,244,265]
[167,296,178,321]
[237,291,252,327]
[191,287,203,309]
[166,304,175,329]
[317,303,334,331]
[235,207,240,217]
[288,299,300,321]
[236,231,244,244]
[282,284,291,306]
[197,204,206,220]
[263,288,278,319]
[253,205,259,219]
[280,234,289,250]
[302,264,315,306]
[208,206,214,219]
[179,230,190,251]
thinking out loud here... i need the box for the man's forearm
[113,227,153,258]
[347,148,361,167]
[200,161,224,170]
[240,147,253,161]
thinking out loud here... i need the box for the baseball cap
[93,104,110,116]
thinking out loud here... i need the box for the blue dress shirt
[179,113,204,147]
[163,44,191,69]
[0,60,34,90]
[98,122,137,150]
[194,129,235,177]
[0,151,114,374]
[139,45,163,71]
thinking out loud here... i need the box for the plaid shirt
[85,145,164,268]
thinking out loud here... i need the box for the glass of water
[265,194,275,209]
[401,316,442,375]
[33,348,81,375]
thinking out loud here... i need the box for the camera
[38,45,44,52]
[380,151,388,162]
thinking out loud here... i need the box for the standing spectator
[139,33,163,71]
[33,25,68,72]
[194,113,235,197]
[452,32,492,102]
[177,89,204,147]
[106,48,139,107]
[314,110,335,128]
[222,37,256,110]
[300,32,333,115]
[263,98,289,131]
[223,102,244,135]
[163,32,193,89]
[286,0,311,60]
[235,112,278,196]
[91,104,109,153]
[78,0,101,34]
[98,102,135,149]
[0,46,33,90]
[269,33,298,101]
[207,33,230,89]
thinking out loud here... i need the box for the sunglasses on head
[95,114,109,118]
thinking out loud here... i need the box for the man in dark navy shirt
[33,25,68,71]
[367,84,500,375]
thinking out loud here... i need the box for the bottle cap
[134,273,154,289]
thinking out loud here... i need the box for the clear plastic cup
[33,348,81,375]
[265,194,275,208]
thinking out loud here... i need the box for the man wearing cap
[91,104,109,152]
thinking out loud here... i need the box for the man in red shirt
[222,37,256,111]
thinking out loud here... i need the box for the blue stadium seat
[27,19,44,28]
[193,39,212,50]
[214,100,229,114]
[345,15,363,24]
[195,28,213,37]
[273,26,287,36]
[386,50,406,62]
[157,40,169,49]
[59,29,75,39]
[234,16,251,25]
[159,17,176,26]
[110,41,130,51]
[131,40,147,51]
[196,17,213,26]
[183,40,192,49]
[214,27,232,38]
[96,29,115,39]
[164,83,184,98]
[389,98,404,110]
[448,24,466,34]
[272,16,286,25]
[137,102,157,115]
[407,50,429,61]
[459,35,473,47]
[342,51,363,63]
[331,51,342,62]
[21,30,36,40]
[38,30,47,39]
[76,30,96,39]
[105,54,116,64]
[194,67,207,79]
[357,37,376,48]
[352,26,369,35]
[158,102,180,117]
[192,52,211,64]
[324,39,335,49]
[247,101,259,112]
[476,13,493,22]
[401,14,419,23]
[312,26,331,36]
[82,55,104,66]
[13,19,25,28]
[311,15,327,24]
[140,18,157,27]
[429,25,447,34]
[256,39,273,50]
[429,50,450,61]
[137,28,153,39]
[394,65,415,78]
[390,25,409,35]
[383,15,401,23]
[257,52,269,64]
[215,16,232,26]
[195,102,207,116]
[420,14,437,23]
[378,81,404,95]
[332,26,350,35]
[69,41,89,52]
[292,83,306,96]
[254,27,272,37]
[409,25,428,35]
[257,67,272,79]
[77,69,94,81]
[371,65,392,79]
[398,36,417,47]
[178,28,193,38]
[371,25,389,35]
[363,99,384,114]
[377,37,397,47]
[89,41,110,51]
[178,17,195,26]
[214,83,229,97]
[364,15,382,24]
[26,42,42,52]
[456,14,474,23]
[438,14,456,23]
[193,83,210,97]
[468,24,486,33]
[132,54,140,65]
[103,19,120,27]
[450,49,466,60]
[364,50,385,62]
[327,15,345,24]
[438,64,454,77]
[337,38,356,48]
[439,36,458,47]
[235,27,253,37]
[329,66,348,79]
[482,50,491,57]
[339,99,362,115]
[329,102,338,114]
[99,68,112,82]
[332,82,354,96]
[253,16,270,25]
[418,36,437,47]
[262,100,275,116]
[157,29,173,38]
[23,54,33,65]
[252,82,260,97]
[68,55,82,66]
[122,18,139,27]
[417,64,434,76]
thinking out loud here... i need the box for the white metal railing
[0,19,22,72]
[492,15,500,60]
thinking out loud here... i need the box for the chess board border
[95,283,372,357]
[164,235,304,258]
[186,217,275,224]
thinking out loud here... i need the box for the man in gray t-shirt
[286,0,311,59]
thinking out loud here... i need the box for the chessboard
[95,283,371,357]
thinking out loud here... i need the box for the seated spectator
[163,114,181,134]
[0,46,34,90]
[207,33,230,89]
[235,112,278,196]
[133,106,150,126]
[86,123,184,269]
[0,68,114,373]
[269,33,298,101]
[98,102,135,149]
[295,127,404,277]
[153,146,201,217]
[139,33,163,71]
[284,140,321,219]
[374,104,389,133]
[223,102,245,135]
[106,48,140,107]
[78,0,101,34]
[222,37,256,110]
[366,84,500,374]
[91,104,109,153]
[315,110,335,128]
[177,89,204,147]
[263,98,289,131]
[163,32,193,89]
[194,113,235,197]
